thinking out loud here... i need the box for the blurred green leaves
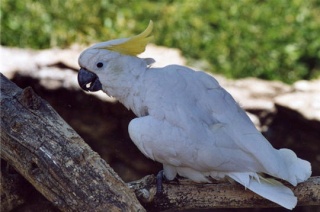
[1,0,319,83]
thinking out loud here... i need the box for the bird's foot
[156,170,180,195]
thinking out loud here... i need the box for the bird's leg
[156,170,165,195]
[156,170,180,195]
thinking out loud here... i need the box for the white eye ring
[96,62,103,68]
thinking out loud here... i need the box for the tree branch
[1,73,319,211]
[0,73,145,211]
[128,175,320,211]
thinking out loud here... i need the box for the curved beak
[78,68,102,92]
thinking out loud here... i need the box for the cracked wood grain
[0,73,145,212]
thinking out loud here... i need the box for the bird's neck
[103,57,149,116]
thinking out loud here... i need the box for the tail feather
[278,149,311,185]
[228,173,297,210]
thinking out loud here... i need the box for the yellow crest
[103,21,153,56]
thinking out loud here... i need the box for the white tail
[277,148,312,186]
[228,172,297,210]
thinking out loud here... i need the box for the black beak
[78,68,102,92]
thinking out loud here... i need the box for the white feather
[229,173,297,210]
[79,47,312,210]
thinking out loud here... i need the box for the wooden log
[0,73,145,212]
[2,72,319,211]
[128,175,320,211]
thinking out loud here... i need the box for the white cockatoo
[77,21,311,209]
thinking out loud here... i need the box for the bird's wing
[131,65,310,184]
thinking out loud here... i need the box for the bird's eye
[96,62,103,68]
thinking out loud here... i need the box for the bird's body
[77,21,311,210]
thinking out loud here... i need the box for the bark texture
[128,175,320,211]
[0,73,145,212]
[1,73,319,211]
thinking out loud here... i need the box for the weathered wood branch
[0,73,145,211]
[1,73,319,211]
[128,175,320,211]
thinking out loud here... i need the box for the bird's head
[78,21,153,92]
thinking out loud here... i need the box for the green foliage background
[1,0,320,83]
